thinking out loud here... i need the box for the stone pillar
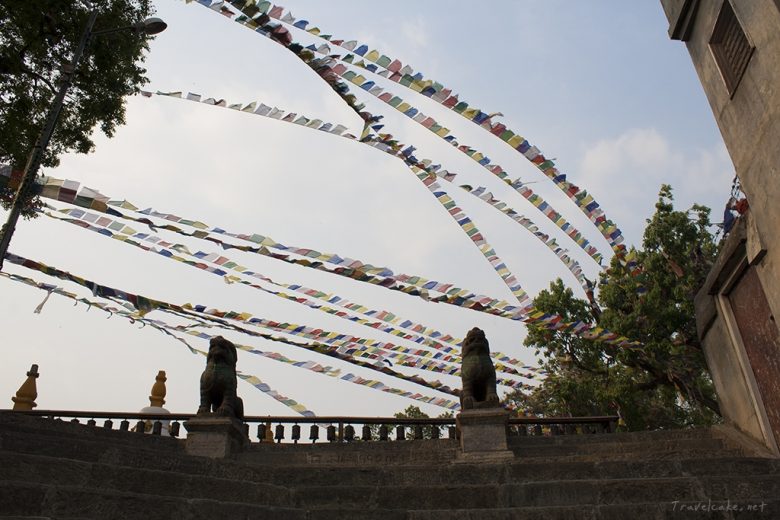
[183,416,249,459]
[455,408,513,462]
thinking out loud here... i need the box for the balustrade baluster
[274,424,284,443]
[169,422,180,437]
[257,423,267,442]
[533,424,542,436]
[327,425,336,442]
[152,420,162,435]
[87,419,96,427]
[362,424,372,441]
[379,424,389,441]
[292,424,301,444]
[119,419,130,432]
[413,425,423,440]
[430,425,440,439]
[103,419,113,430]
[309,424,319,443]
[344,424,355,442]
[135,420,146,433]
[395,425,405,441]
[448,426,456,439]
[70,418,79,424]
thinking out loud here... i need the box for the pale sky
[0,1,734,418]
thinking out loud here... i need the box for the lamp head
[134,17,167,35]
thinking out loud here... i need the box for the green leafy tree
[509,185,720,430]
[0,0,154,213]
[363,405,451,440]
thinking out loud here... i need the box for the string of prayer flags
[41,206,535,385]
[139,90,591,294]
[0,167,549,375]
[237,374,317,416]
[406,164,531,307]
[328,66,605,268]
[183,2,596,288]
[0,270,319,416]
[3,252,465,403]
[246,2,628,258]
[186,2,642,295]
[156,312,470,407]
[177,303,533,387]
[174,304,468,403]
[182,1,593,295]
[142,91,531,309]
[457,183,588,290]
[4,165,530,326]
[147,312,469,406]
[47,208,476,360]
[24,146,641,349]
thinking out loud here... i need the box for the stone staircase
[1,412,778,519]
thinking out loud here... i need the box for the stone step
[501,475,780,508]
[0,481,305,520]
[511,437,727,457]
[408,499,778,519]
[305,510,405,520]
[508,427,716,446]
[0,451,292,508]
[514,448,746,463]
[293,483,505,511]
[4,431,775,489]
[241,439,459,467]
[507,457,780,483]
[8,447,776,512]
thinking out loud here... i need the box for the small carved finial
[12,364,39,411]
[149,370,167,407]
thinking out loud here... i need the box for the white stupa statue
[138,370,172,436]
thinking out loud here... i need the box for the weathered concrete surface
[661,0,780,455]
[183,415,249,458]
[456,408,512,462]
[242,437,457,466]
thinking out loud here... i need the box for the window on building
[709,1,754,96]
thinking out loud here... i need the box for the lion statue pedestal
[455,328,512,462]
[184,336,248,458]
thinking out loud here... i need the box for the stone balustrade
[6,409,617,444]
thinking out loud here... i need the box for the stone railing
[7,409,618,443]
[509,415,618,436]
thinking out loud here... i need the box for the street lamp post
[0,10,166,271]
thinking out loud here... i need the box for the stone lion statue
[460,327,499,409]
[197,336,244,419]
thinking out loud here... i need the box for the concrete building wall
[661,0,780,453]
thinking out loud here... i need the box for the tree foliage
[507,185,721,430]
[0,0,154,212]
[366,405,452,440]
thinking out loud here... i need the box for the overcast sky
[0,1,734,418]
